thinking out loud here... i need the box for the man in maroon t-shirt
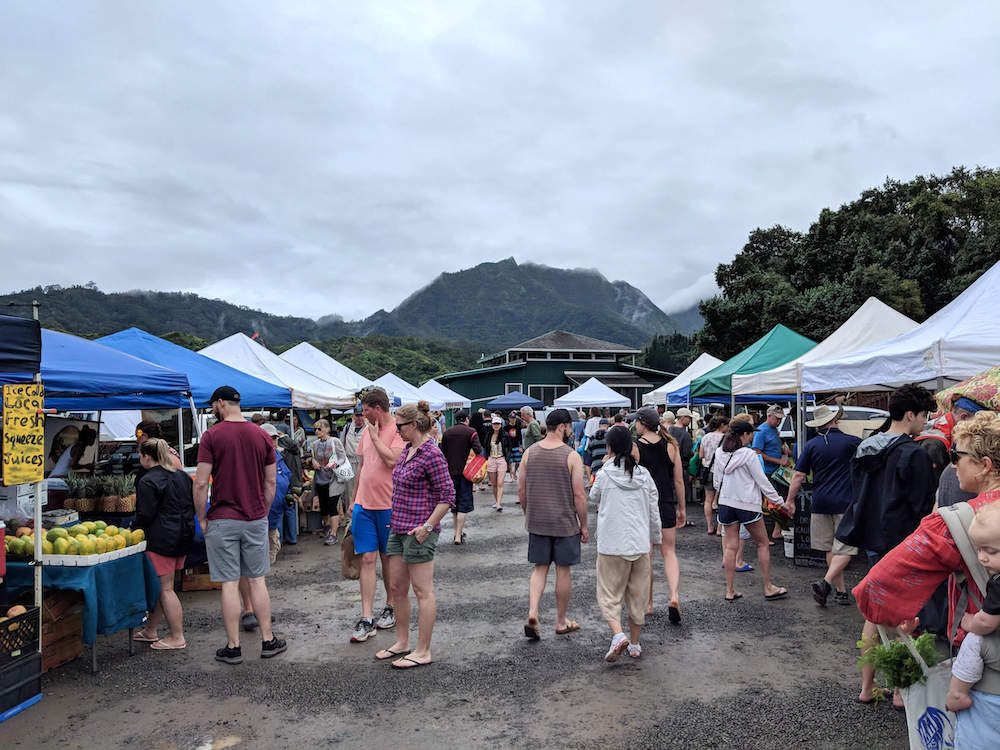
[195,385,286,664]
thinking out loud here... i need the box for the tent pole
[795,364,805,461]
[189,395,202,439]
[730,394,735,417]
[177,404,185,467]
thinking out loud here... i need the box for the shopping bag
[462,450,488,483]
[334,459,355,481]
[341,530,361,580]
[878,626,956,750]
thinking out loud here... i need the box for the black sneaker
[350,618,376,643]
[834,590,851,606]
[215,645,243,664]
[261,637,287,658]
[811,579,832,607]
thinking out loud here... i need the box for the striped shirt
[389,439,455,534]
[523,442,579,537]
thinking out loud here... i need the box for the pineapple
[117,475,136,512]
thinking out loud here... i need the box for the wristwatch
[422,522,434,533]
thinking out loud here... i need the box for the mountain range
[0,259,701,351]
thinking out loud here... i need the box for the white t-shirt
[700,431,724,469]
[584,417,603,438]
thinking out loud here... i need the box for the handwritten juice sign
[2,383,45,485]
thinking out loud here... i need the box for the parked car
[779,405,889,441]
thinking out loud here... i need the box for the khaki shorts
[386,530,439,564]
[810,513,857,556]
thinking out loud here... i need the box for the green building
[438,330,674,409]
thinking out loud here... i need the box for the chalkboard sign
[793,488,828,568]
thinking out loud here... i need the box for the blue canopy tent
[666,386,802,406]
[0,329,191,411]
[0,313,41,374]
[96,328,292,409]
[485,391,543,411]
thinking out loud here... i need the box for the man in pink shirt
[349,388,405,644]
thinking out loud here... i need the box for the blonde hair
[953,411,1000,474]
[970,501,1000,539]
[139,438,176,472]
[732,413,755,425]
[395,400,434,433]
[314,418,331,432]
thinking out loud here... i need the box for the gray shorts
[528,532,581,567]
[205,517,270,582]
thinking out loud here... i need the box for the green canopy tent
[689,324,817,405]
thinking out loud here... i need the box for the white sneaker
[604,633,630,663]
[627,643,642,659]
[375,606,396,630]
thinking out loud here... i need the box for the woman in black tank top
[634,407,686,623]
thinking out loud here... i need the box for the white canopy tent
[732,298,918,396]
[420,378,472,409]
[642,353,724,405]
[200,333,355,409]
[553,377,630,409]
[802,261,1000,393]
[279,342,372,391]
[99,410,143,441]
[372,372,446,410]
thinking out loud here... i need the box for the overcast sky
[2,2,999,321]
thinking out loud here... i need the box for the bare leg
[489,471,501,507]
[745,520,781,595]
[360,551,378,619]
[157,571,185,645]
[379,550,393,607]
[238,576,254,615]
[825,552,852,592]
[647,543,656,613]
[407,561,436,663]
[554,565,573,631]
[628,617,642,644]
[659,527,679,605]
[246,576,274,641]
[722,525,739,598]
[859,619,879,701]
[382,555,411,655]
[453,512,467,542]
[528,564,549,622]
[704,489,716,532]
[220,580,242,648]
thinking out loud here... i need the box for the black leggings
[315,483,342,516]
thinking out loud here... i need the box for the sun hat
[805,404,843,428]
[675,407,693,418]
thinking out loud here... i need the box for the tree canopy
[698,166,1000,359]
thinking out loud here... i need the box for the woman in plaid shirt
[376,400,455,669]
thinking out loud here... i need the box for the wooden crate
[181,564,221,591]
[41,608,83,673]
[41,590,83,624]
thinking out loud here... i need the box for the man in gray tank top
[518,408,589,639]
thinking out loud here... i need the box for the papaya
[104,525,119,537]
[16,527,32,538]
[53,538,71,555]
[131,529,145,543]
[6,605,26,618]
[94,521,107,531]
[42,539,53,555]
[47,527,69,542]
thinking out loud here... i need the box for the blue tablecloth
[6,555,161,644]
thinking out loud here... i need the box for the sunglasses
[950,448,971,464]
[395,421,414,431]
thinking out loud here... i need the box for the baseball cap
[207,385,240,405]
[544,408,573,429]
[766,404,784,417]
[353,404,364,415]
[260,423,279,437]
[675,407,692,418]
[634,407,660,430]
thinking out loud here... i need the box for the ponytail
[140,438,176,472]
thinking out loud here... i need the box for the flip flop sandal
[668,603,681,625]
[524,619,541,640]
[391,656,431,670]
[725,593,743,602]
[150,640,186,650]
[555,621,580,635]
[133,632,158,642]
[764,588,789,601]
[375,648,411,661]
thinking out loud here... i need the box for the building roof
[564,371,652,388]
[507,330,641,354]
[438,361,526,381]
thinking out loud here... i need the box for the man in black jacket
[440,411,483,544]
[836,383,937,705]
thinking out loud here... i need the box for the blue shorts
[717,505,763,526]
[351,505,391,554]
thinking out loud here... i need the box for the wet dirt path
[2,482,908,749]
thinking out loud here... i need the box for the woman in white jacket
[590,425,662,662]
[713,420,791,602]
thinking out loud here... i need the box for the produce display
[63,475,137,513]
[3,518,145,564]
[0,604,28,627]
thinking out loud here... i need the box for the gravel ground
[3,482,908,749]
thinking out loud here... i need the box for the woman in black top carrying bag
[133,438,195,651]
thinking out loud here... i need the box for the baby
[946,501,1000,712]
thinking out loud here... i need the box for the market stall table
[6,554,160,672]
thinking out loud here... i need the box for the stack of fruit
[3,522,145,563]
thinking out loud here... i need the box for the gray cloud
[1,1,999,322]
